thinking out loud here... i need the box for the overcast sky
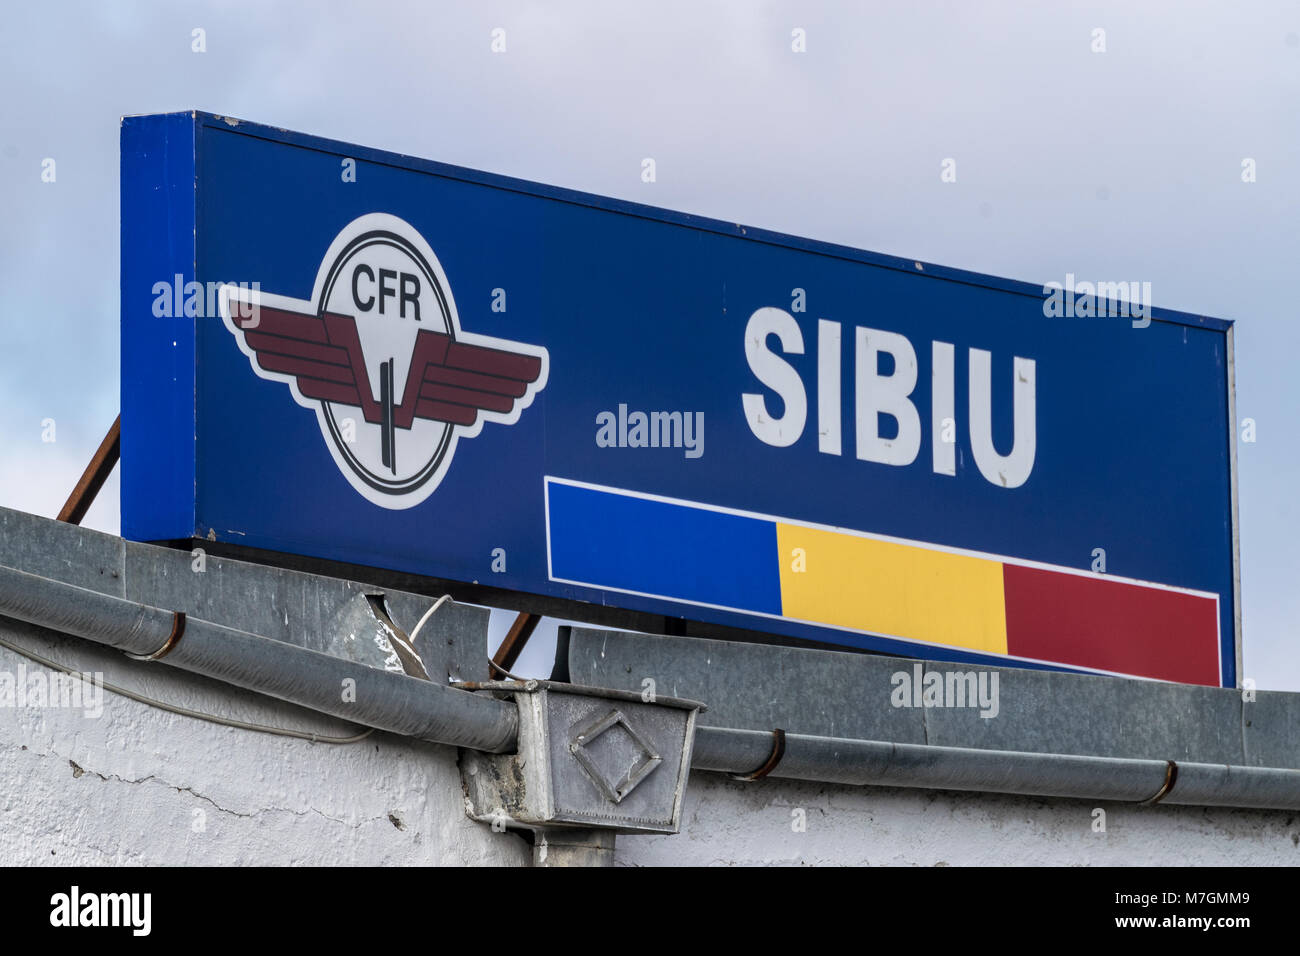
[2,1,1296,688]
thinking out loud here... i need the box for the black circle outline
[317,229,456,496]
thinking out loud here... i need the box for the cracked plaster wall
[0,620,530,866]
[615,771,1300,866]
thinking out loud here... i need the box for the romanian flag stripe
[545,478,1221,685]
[1002,564,1219,686]
[774,523,1010,656]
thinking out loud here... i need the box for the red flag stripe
[1003,564,1220,685]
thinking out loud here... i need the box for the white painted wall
[618,772,1300,866]
[6,619,1296,867]
[0,623,529,866]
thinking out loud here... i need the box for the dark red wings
[393,324,544,429]
[233,304,544,430]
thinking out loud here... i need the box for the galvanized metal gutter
[692,726,1300,811]
[6,560,1298,812]
[0,564,518,753]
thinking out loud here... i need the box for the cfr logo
[221,213,548,509]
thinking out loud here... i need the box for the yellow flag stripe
[776,523,1008,654]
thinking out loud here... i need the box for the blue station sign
[121,111,1240,686]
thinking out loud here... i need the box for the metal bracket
[732,728,787,781]
[1139,760,1179,806]
[124,611,186,662]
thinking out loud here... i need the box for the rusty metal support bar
[490,611,539,677]
[57,415,121,525]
